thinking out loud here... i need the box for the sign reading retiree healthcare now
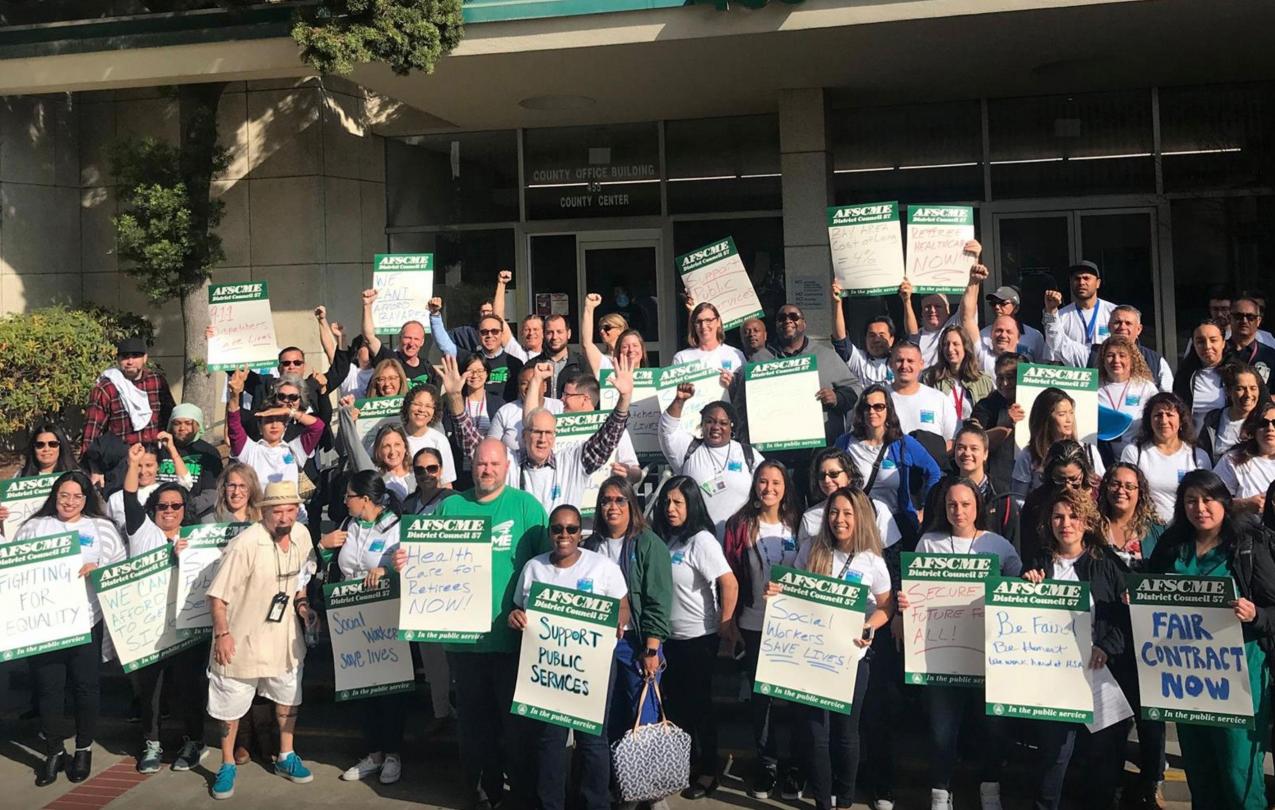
[0,473,59,539]
[372,253,434,336]
[905,205,975,295]
[828,202,906,297]
[176,523,247,635]
[676,237,764,330]
[398,516,493,642]
[901,553,997,686]
[1015,363,1099,448]
[0,533,92,662]
[325,576,416,701]
[744,356,824,451]
[92,545,202,673]
[207,282,279,371]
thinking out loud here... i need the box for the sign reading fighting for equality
[207,282,279,371]
[176,523,247,635]
[0,533,92,661]
[1015,364,1100,448]
[905,205,976,295]
[676,237,765,330]
[325,576,416,701]
[372,254,435,336]
[828,203,906,297]
[901,553,997,686]
[744,357,825,451]
[397,516,493,642]
[92,546,202,673]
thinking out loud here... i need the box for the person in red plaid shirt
[80,337,176,458]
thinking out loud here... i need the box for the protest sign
[207,282,279,372]
[827,203,906,297]
[676,237,764,330]
[601,367,660,462]
[92,546,201,673]
[554,410,615,518]
[325,576,416,701]
[176,523,247,635]
[372,254,434,336]
[511,582,620,734]
[984,577,1094,722]
[905,205,976,295]
[1128,574,1255,728]
[398,516,493,642]
[0,473,59,539]
[744,356,825,451]
[900,553,997,686]
[354,396,405,455]
[0,533,92,662]
[1014,364,1099,448]
[754,565,867,715]
[657,361,729,439]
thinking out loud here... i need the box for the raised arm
[581,293,605,378]
[158,430,192,489]
[579,355,634,474]
[122,442,149,536]
[492,270,515,346]
[360,288,384,356]
[428,297,459,358]
[899,279,919,338]
[225,367,249,455]
[961,263,988,351]
[523,362,551,415]
[337,405,377,473]
[831,279,848,342]
[438,354,483,461]
[315,306,337,365]
[1041,289,1089,366]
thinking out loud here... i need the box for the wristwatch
[643,648,659,658]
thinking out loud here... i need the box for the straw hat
[260,481,302,508]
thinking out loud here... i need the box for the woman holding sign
[1147,470,1275,810]
[16,470,126,786]
[1214,401,1275,515]
[1119,393,1211,522]
[674,302,747,374]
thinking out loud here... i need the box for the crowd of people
[6,250,1275,810]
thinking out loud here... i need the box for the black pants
[1032,717,1130,810]
[129,641,208,744]
[802,656,870,810]
[362,692,408,754]
[662,633,721,778]
[33,623,103,755]
[741,628,783,771]
[450,651,528,804]
[926,684,1009,789]
[859,629,897,800]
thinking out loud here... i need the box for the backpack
[682,437,758,474]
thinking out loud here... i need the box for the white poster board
[354,396,405,455]
[372,253,434,336]
[656,361,728,440]
[676,237,765,330]
[828,202,906,297]
[0,532,92,662]
[900,553,997,686]
[905,205,976,295]
[744,356,825,451]
[397,515,493,643]
[0,473,59,539]
[92,545,203,673]
[325,576,416,701]
[553,411,615,518]
[207,282,279,372]
[176,523,247,635]
[1014,364,1100,448]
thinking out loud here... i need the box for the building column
[778,88,834,338]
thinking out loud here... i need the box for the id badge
[708,474,727,494]
[266,592,289,623]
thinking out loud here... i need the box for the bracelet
[214,631,230,640]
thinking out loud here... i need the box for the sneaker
[873,800,896,810]
[275,752,314,784]
[780,767,803,800]
[979,781,1003,810]
[137,740,162,774]
[378,753,402,785]
[212,763,236,800]
[172,738,207,772]
[931,788,953,810]
[749,767,778,799]
[341,752,384,782]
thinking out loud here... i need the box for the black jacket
[527,350,590,399]
[1026,543,1131,661]
[970,390,1016,496]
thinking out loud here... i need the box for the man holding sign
[361,287,435,386]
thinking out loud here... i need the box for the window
[673,217,783,349]
[386,132,519,227]
[665,115,781,214]
[387,229,516,328]
[1160,82,1275,192]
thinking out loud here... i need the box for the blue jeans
[535,666,615,810]
[607,632,663,740]
[926,684,1008,789]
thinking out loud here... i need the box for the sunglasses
[777,312,802,323]
[600,325,620,332]
[33,440,61,449]
[599,496,627,506]
[550,523,581,535]
[1232,312,1260,323]
[1257,418,1275,430]
[818,469,847,479]
[155,502,184,512]
[279,359,305,367]
[414,464,442,475]
[862,402,887,412]
[479,328,502,336]
[276,394,302,403]
[1052,474,1086,487]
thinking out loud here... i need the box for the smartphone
[861,625,876,642]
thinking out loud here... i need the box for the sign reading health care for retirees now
[901,552,997,686]
[827,202,905,297]
[744,356,824,451]
[905,205,976,295]
[92,545,202,672]
[325,576,416,701]
[0,533,92,662]
[372,253,434,336]
[207,282,279,371]
[1129,574,1255,728]
[511,582,620,734]
[398,516,493,642]
[676,238,764,330]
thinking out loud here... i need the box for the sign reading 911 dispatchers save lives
[397,516,493,642]
[206,282,279,372]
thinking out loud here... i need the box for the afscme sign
[692,0,806,8]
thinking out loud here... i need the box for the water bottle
[304,619,320,649]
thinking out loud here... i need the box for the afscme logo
[914,207,964,218]
[993,581,1082,599]
[834,205,890,218]
[214,283,262,297]
[683,242,729,264]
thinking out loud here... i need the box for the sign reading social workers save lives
[372,253,434,336]
[985,577,1094,722]
[1129,574,1255,728]
[397,516,493,642]
[754,565,867,715]
[1015,364,1099,447]
[906,205,975,295]
[207,282,279,371]
[511,582,620,734]
[827,202,905,297]
[676,237,764,330]
[325,576,415,701]
[901,553,997,686]
[0,533,92,661]
[92,545,202,673]
[176,522,248,635]
[0,473,59,539]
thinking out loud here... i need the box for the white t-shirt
[1010,443,1106,501]
[891,384,959,439]
[844,343,893,393]
[341,364,374,399]
[1191,368,1226,425]
[1213,411,1245,459]
[407,427,458,486]
[659,413,762,536]
[1215,453,1275,500]
[1052,554,1082,582]
[127,517,175,558]
[108,482,159,531]
[737,522,797,632]
[916,530,1023,576]
[673,344,746,374]
[845,439,898,504]
[488,398,564,451]
[1120,443,1211,522]
[1098,377,1159,456]
[1055,299,1120,351]
[798,499,902,550]
[337,512,400,580]
[665,529,733,640]
[517,547,628,606]
[793,543,891,613]
[981,322,1045,362]
[15,514,126,626]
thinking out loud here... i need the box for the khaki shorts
[207,667,303,720]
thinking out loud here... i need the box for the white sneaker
[931,788,953,810]
[379,753,402,785]
[873,800,896,810]
[979,781,1003,810]
[341,752,384,781]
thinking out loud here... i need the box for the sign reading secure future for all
[1015,364,1100,448]
[744,356,825,451]
[206,282,279,372]
[905,205,976,295]
[754,565,868,715]
[325,576,416,701]
[176,523,247,635]
[92,545,203,673]
[397,516,493,643]
[511,582,620,735]
[984,577,1094,723]
[372,254,435,336]
[0,532,92,662]
[827,202,906,297]
[901,553,997,686]
[0,473,59,539]
[1128,574,1255,728]
[676,237,764,330]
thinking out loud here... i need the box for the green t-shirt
[437,486,549,654]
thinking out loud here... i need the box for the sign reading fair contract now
[398,516,492,642]
[676,237,764,330]
[92,546,202,673]
[1015,364,1099,447]
[828,202,905,298]
[754,565,867,715]
[744,356,824,451]
[511,582,620,734]
[207,282,279,371]
[901,553,997,686]
[906,205,976,295]
[325,576,415,701]
[372,253,434,336]
[0,473,59,539]
[1129,574,1255,728]
[0,533,92,662]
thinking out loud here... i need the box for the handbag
[609,679,691,802]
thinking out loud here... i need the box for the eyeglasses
[479,328,502,336]
[863,403,887,413]
[225,482,249,491]
[777,312,802,323]
[600,496,627,506]
[818,469,847,479]
[33,440,60,449]
[550,523,581,535]
[694,317,719,326]
[154,502,185,512]
[414,464,442,475]
[57,492,86,503]
[276,394,302,404]
[1257,418,1275,430]
[600,325,620,333]
[526,428,555,438]
[1107,481,1139,493]
[1231,312,1260,323]
[343,492,367,501]
[279,359,304,367]
[1052,473,1086,487]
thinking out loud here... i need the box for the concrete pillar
[778,88,833,338]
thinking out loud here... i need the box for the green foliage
[80,303,157,349]
[292,0,464,76]
[0,308,117,437]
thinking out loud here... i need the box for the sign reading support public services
[901,553,997,686]
[905,205,976,295]
[1015,363,1100,448]
[372,254,435,336]
[676,237,764,330]
[92,545,203,673]
[827,202,906,298]
[0,532,92,662]
[176,523,247,636]
[397,516,493,642]
[511,582,620,734]
[744,356,824,451]
[0,473,59,539]
[325,576,416,701]
[207,282,279,372]
[1128,574,1255,728]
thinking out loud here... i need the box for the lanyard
[836,550,855,581]
[273,538,299,596]
[1076,301,1102,343]
[952,384,965,420]
[1102,381,1132,412]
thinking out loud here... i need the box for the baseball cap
[116,337,148,356]
[985,286,1021,308]
[1068,260,1101,278]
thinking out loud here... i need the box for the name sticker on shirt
[369,540,385,552]
[881,459,897,470]
[726,460,743,473]
[671,551,686,565]
[283,453,295,465]
[843,569,864,584]
[920,410,936,424]
[1125,395,1142,407]
[550,484,562,501]
[1097,325,1110,337]
[782,538,796,552]
[576,578,594,593]
[78,533,95,548]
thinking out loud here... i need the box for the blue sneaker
[275,752,313,784]
[211,763,236,800]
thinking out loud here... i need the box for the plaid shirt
[454,405,629,474]
[80,369,176,455]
